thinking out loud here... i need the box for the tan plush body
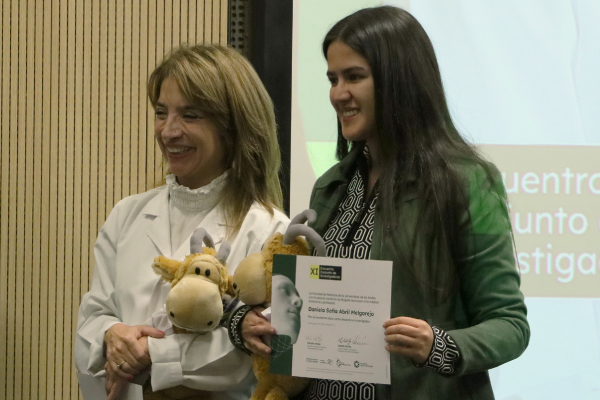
[251,356,309,400]
[233,231,313,400]
[152,229,233,333]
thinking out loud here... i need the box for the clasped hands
[242,307,433,365]
[103,323,165,400]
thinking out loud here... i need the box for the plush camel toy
[232,209,327,400]
[152,228,234,333]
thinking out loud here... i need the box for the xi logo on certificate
[310,265,342,280]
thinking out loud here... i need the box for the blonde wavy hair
[148,44,283,236]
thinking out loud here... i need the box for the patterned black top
[303,156,377,400]
[300,152,461,400]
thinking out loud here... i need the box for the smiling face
[271,275,303,344]
[154,77,227,189]
[327,41,377,147]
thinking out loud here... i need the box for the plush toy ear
[152,256,182,283]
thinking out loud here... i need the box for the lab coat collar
[142,188,172,258]
[142,186,228,260]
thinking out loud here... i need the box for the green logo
[310,265,320,279]
[309,265,342,281]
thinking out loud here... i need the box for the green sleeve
[449,163,530,375]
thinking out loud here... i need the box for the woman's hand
[104,323,164,378]
[383,317,434,365]
[104,362,128,400]
[241,306,276,358]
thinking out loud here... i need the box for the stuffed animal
[232,209,327,400]
[152,227,234,333]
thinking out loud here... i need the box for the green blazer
[308,147,530,400]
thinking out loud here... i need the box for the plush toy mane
[261,233,310,302]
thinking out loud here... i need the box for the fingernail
[127,376,134,381]
[159,331,165,334]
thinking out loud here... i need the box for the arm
[449,164,530,375]
[75,197,164,400]
[75,203,127,377]
[148,208,289,391]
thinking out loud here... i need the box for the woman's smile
[154,77,227,189]
[327,41,377,146]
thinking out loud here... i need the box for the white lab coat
[75,185,289,400]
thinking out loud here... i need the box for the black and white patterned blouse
[228,150,462,400]
[302,163,378,400]
[301,152,461,400]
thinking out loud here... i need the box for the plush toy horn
[289,208,317,226]
[283,209,327,257]
[216,242,231,264]
[190,228,216,254]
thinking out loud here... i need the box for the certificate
[269,254,392,384]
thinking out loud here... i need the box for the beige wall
[0,1,228,399]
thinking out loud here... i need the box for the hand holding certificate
[270,254,393,384]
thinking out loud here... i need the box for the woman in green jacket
[235,6,529,399]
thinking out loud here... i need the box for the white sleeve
[148,207,290,391]
[148,328,250,391]
[74,202,126,377]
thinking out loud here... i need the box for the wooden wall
[0,1,228,399]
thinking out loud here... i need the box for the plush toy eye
[195,267,200,275]
[207,321,213,326]
[233,283,237,289]
[205,269,210,277]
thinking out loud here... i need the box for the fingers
[105,374,128,400]
[104,324,152,375]
[137,325,165,339]
[242,320,276,338]
[105,360,133,382]
[382,316,434,365]
[382,316,423,329]
[241,309,275,358]
[117,356,146,376]
[242,309,275,335]
[121,336,151,372]
[384,322,422,338]
[106,344,143,375]
[244,336,272,358]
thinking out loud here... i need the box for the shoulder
[113,186,164,208]
[227,205,290,268]
[313,162,345,191]
[452,159,510,234]
[313,146,362,190]
[241,204,290,233]
[103,186,165,228]
[452,158,501,185]
[450,158,505,201]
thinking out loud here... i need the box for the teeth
[342,110,358,117]
[167,147,191,154]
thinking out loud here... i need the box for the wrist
[227,305,253,355]
[414,326,462,376]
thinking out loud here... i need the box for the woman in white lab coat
[75,44,289,400]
